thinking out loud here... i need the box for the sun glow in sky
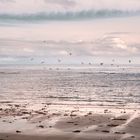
[0,0,140,64]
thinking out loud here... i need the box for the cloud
[0,35,140,60]
[0,39,37,57]
[0,57,17,62]
[0,0,140,22]
[92,36,140,56]
[0,9,140,22]
[44,0,76,7]
[0,0,15,3]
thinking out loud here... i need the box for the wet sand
[0,102,140,140]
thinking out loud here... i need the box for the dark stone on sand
[16,130,21,133]
[101,130,110,133]
[74,124,78,125]
[67,121,74,123]
[112,118,127,121]
[107,124,119,127]
[22,117,29,119]
[22,111,30,114]
[73,130,81,133]
[114,131,126,134]
[15,105,20,107]
[104,109,108,113]
[87,112,92,115]
[52,113,61,116]
[35,111,46,115]
[38,125,44,128]
[70,114,77,117]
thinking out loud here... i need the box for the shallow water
[0,65,140,107]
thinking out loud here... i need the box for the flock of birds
[30,54,132,66]
[29,41,132,66]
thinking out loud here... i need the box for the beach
[0,65,140,140]
[0,103,140,140]
[0,0,140,139]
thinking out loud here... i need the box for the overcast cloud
[0,0,140,64]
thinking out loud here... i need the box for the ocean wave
[0,9,140,22]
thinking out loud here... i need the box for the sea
[0,64,140,108]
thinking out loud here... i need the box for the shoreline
[0,102,140,140]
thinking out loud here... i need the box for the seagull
[100,63,103,66]
[112,59,115,62]
[58,59,61,63]
[41,61,45,64]
[43,40,46,43]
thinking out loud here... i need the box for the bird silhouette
[100,63,103,66]
[58,59,61,63]
[41,61,45,64]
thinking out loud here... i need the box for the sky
[0,0,140,65]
